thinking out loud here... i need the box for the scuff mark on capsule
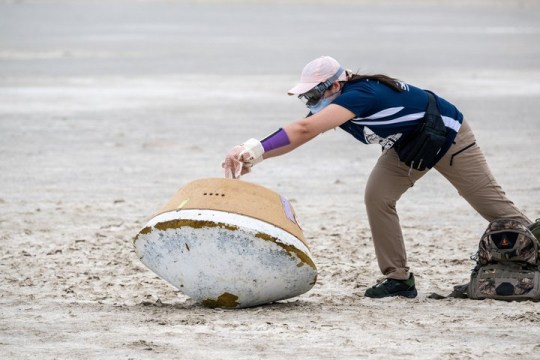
[201,292,239,308]
[255,232,316,270]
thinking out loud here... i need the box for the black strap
[428,284,470,300]
[425,90,439,118]
[396,90,441,149]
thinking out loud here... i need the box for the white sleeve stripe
[351,112,462,132]
[442,116,461,132]
[351,112,425,125]
[362,106,404,119]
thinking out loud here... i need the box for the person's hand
[222,139,264,179]
[222,145,250,179]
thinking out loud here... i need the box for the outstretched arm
[263,104,354,158]
[222,104,354,178]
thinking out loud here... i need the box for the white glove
[222,139,264,179]
[238,138,264,167]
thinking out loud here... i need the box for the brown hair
[345,73,404,92]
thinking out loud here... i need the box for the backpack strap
[529,218,540,242]
[428,284,469,300]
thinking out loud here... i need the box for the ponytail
[346,73,404,92]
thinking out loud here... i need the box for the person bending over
[222,56,531,299]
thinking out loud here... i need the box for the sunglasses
[297,67,345,106]
[298,82,331,106]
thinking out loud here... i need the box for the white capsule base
[134,209,317,308]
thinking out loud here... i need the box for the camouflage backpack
[468,218,540,301]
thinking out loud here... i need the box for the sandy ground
[1,0,540,359]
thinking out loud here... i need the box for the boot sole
[365,288,418,299]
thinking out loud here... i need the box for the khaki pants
[364,120,531,280]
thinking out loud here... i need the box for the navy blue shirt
[332,79,463,165]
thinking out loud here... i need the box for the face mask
[307,91,341,114]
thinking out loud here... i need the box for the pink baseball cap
[288,56,347,95]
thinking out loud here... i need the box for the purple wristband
[261,128,290,152]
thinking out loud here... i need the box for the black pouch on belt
[395,91,447,171]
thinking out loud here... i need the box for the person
[222,56,531,299]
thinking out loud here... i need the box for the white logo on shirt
[363,127,402,150]
[396,81,409,91]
